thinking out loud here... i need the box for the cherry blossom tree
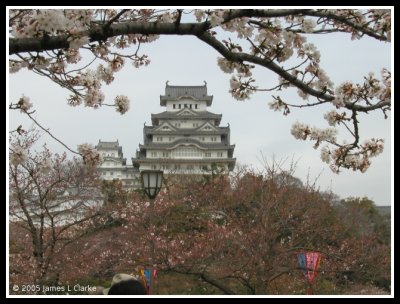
[8,8,391,172]
[39,165,390,295]
[8,128,107,293]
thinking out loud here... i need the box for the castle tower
[95,140,139,187]
[132,82,236,174]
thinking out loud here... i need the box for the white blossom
[362,139,384,157]
[282,30,296,44]
[297,89,309,100]
[11,146,28,166]
[332,96,345,108]
[324,110,339,126]
[114,95,130,114]
[291,122,309,140]
[132,55,150,68]
[194,10,206,22]
[109,56,125,72]
[65,48,82,64]
[160,12,174,23]
[96,65,114,84]
[84,89,104,108]
[18,95,33,113]
[39,158,52,174]
[269,100,285,112]
[302,19,317,33]
[217,57,235,73]
[68,36,90,50]
[77,143,102,167]
[209,11,225,27]
[229,76,240,90]
[9,61,22,73]
[301,43,321,62]
[320,146,331,163]
[310,127,337,142]
[32,56,50,69]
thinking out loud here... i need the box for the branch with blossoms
[9,96,103,167]
[9,9,391,172]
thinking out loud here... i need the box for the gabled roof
[96,140,121,150]
[176,108,199,116]
[198,121,218,132]
[160,82,213,106]
[153,121,178,132]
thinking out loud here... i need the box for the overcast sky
[8,11,392,206]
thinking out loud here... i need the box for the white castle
[96,82,236,187]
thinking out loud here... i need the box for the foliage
[8,128,106,293]
[12,164,390,294]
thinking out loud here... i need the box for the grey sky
[8,17,392,206]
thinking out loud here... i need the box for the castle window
[195,104,198,109]
[184,104,188,108]
[204,152,211,158]
[217,152,223,157]
[179,104,181,109]
[172,147,202,158]
[173,104,176,109]
[190,104,192,109]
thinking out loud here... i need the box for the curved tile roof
[160,83,213,106]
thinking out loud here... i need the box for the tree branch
[196,31,335,102]
[23,111,80,155]
[305,10,388,41]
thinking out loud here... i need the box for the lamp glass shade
[141,170,163,199]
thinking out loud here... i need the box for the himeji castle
[132,82,236,174]
[96,82,235,186]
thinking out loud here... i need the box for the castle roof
[160,82,213,106]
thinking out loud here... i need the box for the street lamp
[140,170,163,295]
[141,170,163,199]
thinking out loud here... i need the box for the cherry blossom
[77,143,102,167]
[114,95,130,114]
[17,95,33,113]
[8,8,391,172]
[10,145,28,165]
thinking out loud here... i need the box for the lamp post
[140,170,163,295]
[141,170,163,199]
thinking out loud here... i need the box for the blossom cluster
[114,95,130,114]
[333,69,391,109]
[17,95,33,113]
[315,138,384,173]
[10,145,28,166]
[77,144,102,167]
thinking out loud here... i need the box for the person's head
[103,273,147,295]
